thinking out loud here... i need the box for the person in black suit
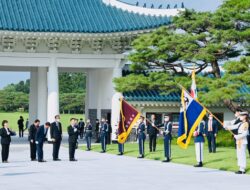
[36,122,51,162]
[204,114,218,153]
[78,118,85,139]
[68,118,78,161]
[147,114,159,152]
[100,118,108,153]
[0,120,16,163]
[50,115,62,161]
[95,119,100,143]
[28,119,40,161]
[17,116,24,138]
[106,119,112,145]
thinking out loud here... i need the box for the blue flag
[177,88,206,149]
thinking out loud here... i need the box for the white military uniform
[227,121,249,172]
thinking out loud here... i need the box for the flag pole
[177,84,234,135]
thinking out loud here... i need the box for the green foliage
[0,73,86,113]
[114,0,250,107]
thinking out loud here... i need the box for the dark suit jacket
[204,119,218,135]
[68,125,78,143]
[50,122,62,141]
[194,122,205,143]
[29,124,38,141]
[35,125,48,144]
[147,120,159,136]
[18,118,24,128]
[0,128,16,144]
[138,122,146,140]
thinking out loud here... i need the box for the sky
[0,0,223,89]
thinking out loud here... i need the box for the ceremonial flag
[117,99,140,144]
[177,88,206,149]
[190,70,197,99]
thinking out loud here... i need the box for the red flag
[118,99,140,144]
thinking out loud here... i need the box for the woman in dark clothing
[0,120,16,163]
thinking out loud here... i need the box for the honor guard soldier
[100,118,108,153]
[85,119,92,151]
[137,116,146,158]
[159,114,172,162]
[231,109,242,149]
[67,118,78,161]
[204,114,218,153]
[225,111,249,174]
[193,120,205,167]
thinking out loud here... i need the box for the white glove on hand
[74,128,77,132]
[35,141,38,144]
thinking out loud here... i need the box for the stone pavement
[0,139,249,190]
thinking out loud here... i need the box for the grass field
[0,112,84,131]
[85,139,250,174]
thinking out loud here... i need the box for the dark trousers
[164,136,171,158]
[207,132,216,153]
[36,143,44,161]
[69,142,76,160]
[95,132,100,143]
[19,127,24,137]
[30,142,36,160]
[53,141,61,160]
[107,133,111,144]
[1,143,10,162]
[86,136,91,150]
[138,136,145,156]
[101,133,106,151]
[149,134,157,151]
[80,129,84,139]
[118,143,124,153]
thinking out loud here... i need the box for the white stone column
[111,60,123,140]
[29,70,38,124]
[37,67,48,124]
[47,59,59,122]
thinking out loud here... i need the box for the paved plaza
[0,137,249,190]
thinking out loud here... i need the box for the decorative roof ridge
[103,0,184,16]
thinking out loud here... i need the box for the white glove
[74,128,77,132]
[30,139,34,143]
[35,141,38,144]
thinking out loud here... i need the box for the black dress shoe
[100,151,106,153]
[38,160,46,162]
[70,159,77,161]
[31,159,37,161]
[137,155,144,159]
[194,162,203,167]
[117,153,123,156]
[235,171,245,174]
[162,158,170,163]
[53,159,61,161]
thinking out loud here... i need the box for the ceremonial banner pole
[177,84,234,135]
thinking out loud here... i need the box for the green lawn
[85,139,250,174]
[0,112,84,131]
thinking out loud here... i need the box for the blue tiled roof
[124,86,250,102]
[0,0,171,33]
[124,90,180,102]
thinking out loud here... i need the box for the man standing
[68,118,78,161]
[100,118,108,153]
[78,118,85,139]
[193,120,205,167]
[85,119,92,151]
[17,116,24,138]
[205,114,218,153]
[28,119,40,161]
[159,115,172,162]
[50,115,62,161]
[137,116,146,159]
[35,122,51,162]
[106,119,112,144]
[147,114,159,152]
[231,109,242,149]
[95,119,100,143]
